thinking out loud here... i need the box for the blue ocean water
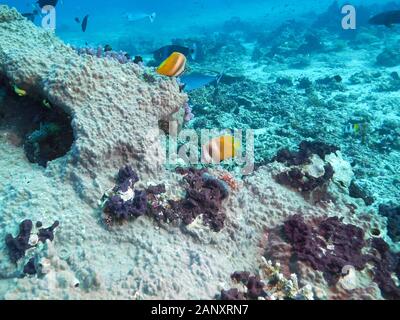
[4,0,394,47]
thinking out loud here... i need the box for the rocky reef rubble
[272,141,338,193]
[268,140,356,206]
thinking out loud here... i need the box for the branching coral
[220,258,314,300]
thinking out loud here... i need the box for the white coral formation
[0,5,187,203]
[326,151,354,189]
[259,257,315,300]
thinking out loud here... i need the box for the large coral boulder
[0,5,187,203]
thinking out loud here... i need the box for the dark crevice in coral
[349,180,375,205]
[0,78,74,167]
[378,204,400,243]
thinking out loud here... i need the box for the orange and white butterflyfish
[202,135,241,164]
[156,52,187,77]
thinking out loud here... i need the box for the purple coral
[283,215,368,285]
[369,238,400,300]
[174,168,228,231]
[271,141,338,192]
[104,192,148,221]
[37,220,60,243]
[5,220,59,263]
[117,165,139,187]
[128,190,148,218]
[103,166,148,221]
[5,219,33,263]
[281,215,400,298]
[147,168,229,232]
[105,195,130,220]
[220,288,246,300]
[105,167,228,232]
[275,163,334,192]
[74,45,133,64]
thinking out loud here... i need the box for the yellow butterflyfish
[156,52,187,77]
[202,135,241,164]
[13,85,27,97]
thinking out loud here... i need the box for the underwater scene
[0,0,399,301]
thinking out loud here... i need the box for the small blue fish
[180,73,220,91]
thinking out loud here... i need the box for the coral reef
[348,180,374,206]
[369,238,400,300]
[0,5,187,204]
[102,165,147,221]
[275,163,334,192]
[1,2,399,301]
[5,220,33,263]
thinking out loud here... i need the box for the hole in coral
[370,228,381,237]
[0,76,74,167]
